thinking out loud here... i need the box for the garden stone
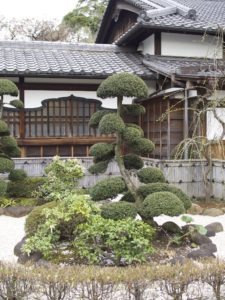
[205,222,224,235]
[190,232,212,245]
[187,203,203,215]
[4,206,34,217]
[187,249,215,260]
[162,221,182,234]
[200,243,217,254]
[202,208,224,217]
[18,252,42,265]
[0,208,4,215]
[14,236,27,257]
[169,255,186,265]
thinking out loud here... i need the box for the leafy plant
[101,201,137,220]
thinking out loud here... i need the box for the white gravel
[0,216,26,262]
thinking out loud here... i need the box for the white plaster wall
[161,33,223,59]
[138,34,155,55]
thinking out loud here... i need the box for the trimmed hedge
[124,154,143,170]
[97,73,149,99]
[89,143,114,160]
[137,167,165,184]
[123,127,142,144]
[131,138,155,155]
[0,120,10,136]
[89,110,111,128]
[0,180,7,197]
[7,177,46,198]
[101,202,137,220]
[8,169,27,182]
[122,104,146,116]
[126,124,144,137]
[137,182,192,210]
[90,176,126,201]
[99,113,125,134]
[0,79,18,96]
[9,99,24,109]
[120,191,135,203]
[0,157,14,173]
[88,160,109,175]
[5,146,21,158]
[139,191,185,218]
[1,136,17,149]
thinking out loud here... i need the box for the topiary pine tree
[0,79,24,177]
[89,73,154,205]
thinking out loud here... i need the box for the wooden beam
[155,32,161,55]
[17,83,100,91]
[18,77,25,102]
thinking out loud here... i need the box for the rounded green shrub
[97,73,149,99]
[120,191,135,203]
[124,154,143,170]
[0,157,14,173]
[0,79,18,96]
[137,167,165,184]
[89,110,111,128]
[89,143,114,160]
[7,177,46,198]
[126,124,144,137]
[101,202,137,221]
[88,160,109,174]
[99,113,125,134]
[9,100,24,109]
[1,136,17,149]
[8,169,27,181]
[139,192,185,218]
[131,138,155,155]
[25,201,56,235]
[122,104,146,116]
[6,146,21,157]
[137,182,192,210]
[123,127,142,143]
[0,120,10,136]
[90,176,126,201]
[0,180,7,196]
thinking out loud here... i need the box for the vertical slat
[167,100,171,159]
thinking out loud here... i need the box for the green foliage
[90,177,126,201]
[24,195,99,257]
[74,216,155,265]
[9,100,24,109]
[1,136,17,149]
[139,192,185,218]
[8,169,27,181]
[131,138,155,155]
[99,113,125,134]
[120,191,135,203]
[35,156,84,202]
[7,177,46,198]
[137,167,165,184]
[123,127,142,144]
[89,143,114,160]
[137,183,192,210]
[89,110,111,128]
[0,79,18,96]
[0,197,16,208]
[126,123,144,137]
[124,154,143,170]
[88,160,109,174]
[122,104,146,116]
[101,202,137,220]
[0,120,10,136]
[0,157,14,173]
[181,215,194,223]
[4,146,21,158]
[97,73,149,99]
[0,180,8,197]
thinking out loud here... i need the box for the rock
[200,243,217,253]
[187,249,215,260]
[0,208,4,215]
[3,206,34,218]
[14,236,27,257]
[169,256,186,265]
[162,221,182,234]
[18,252,42,265]
[187,203,203,215]
[190,231,212,245]
[205,222,224,235]
[35,259,52,267]
[202,208,224,217]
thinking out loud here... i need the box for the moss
[137,167,165,184]
[123,127,142,144]
[0,120,10,136]
[0,180,7,197]
[89,109,112,128]
[89,143,114,160]
[7,177,46,198]
[101,202,137,220]
[8,169,27,181]
[139,192,185,218]
[0,79,18,96]
[122,104,146,116]
[131,138,155,155]
[90,176,126,201]
[9,100,24,109]
[137,182,192,210]
[124,154,143,170]
[97,73,148,99]
[99,113,125,134]
[88,160,109,174]
[0,157,14,173]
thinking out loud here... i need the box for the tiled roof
[0,41,154,79]
[143,55,225,78]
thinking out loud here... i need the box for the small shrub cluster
[123,127,142,143]
[124,153,144,170]
[8,169,27,181]
[99,113,125,134]
[137,167,165,184]
[88,160,109,175]
[101,202,137,220]
[89,143,114,161]
[7,177,46,198]
[131,138,155,155]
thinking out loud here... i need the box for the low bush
[99,113,125,134]
[7,177,46,198]
[139,192,185,219]
[8,169,27,181]
[137,167,165,184]
[120,191,135,203]
[137,183,192,210]
[90,176,126,201]
[101,202,137,220]
[124,154,143,170]
[0,157,14,173]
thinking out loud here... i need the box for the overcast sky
[0,0,77,21]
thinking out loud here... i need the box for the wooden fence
[12,157,225,200]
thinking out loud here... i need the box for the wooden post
[184,87,189,159]
[167,100,171,159]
